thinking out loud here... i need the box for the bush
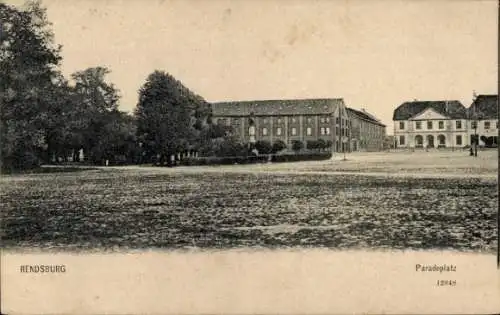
[2,150,41,172]
[306,140,317,150]
[255,140,273,155]
[316,139,327,150]
[292,140,304,152]
[272,152,332,163]
[306,139,327,151]
[272,140,287,153]
[215,138,247,157]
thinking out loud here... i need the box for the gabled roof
[392,100,467,121]
[211,98,344,116]
[347,107,386,127]
[468,95,498,119]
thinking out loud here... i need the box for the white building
[468,94,498,147]
[393,100,469,149]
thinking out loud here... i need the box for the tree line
[0,1,223,171]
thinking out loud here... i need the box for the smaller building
[468,94,498,147]
[393,100,469,149]
[347,108,386,151]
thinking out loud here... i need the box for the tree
[69,67,121,164]
[215,136,246,157]
[0,1,63,170]
[272,140,287,153]
[306,140,318,150]
[135,70,210,165]
[326,140,333,150]
[316,139,326,151]
[91,110,139,164]
[255,140,272,155]
[292,140,304,153]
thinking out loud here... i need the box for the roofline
[210,98,345,104]
[211,113,331,117]
[347,108,386,127]
[392,100,466,120]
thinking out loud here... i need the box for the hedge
[271,152,332,163]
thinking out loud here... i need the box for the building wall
[212,112,349,153]
[469,119,499,146]
[348,114,386,152]
[393,118,474,148]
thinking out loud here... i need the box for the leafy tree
[92,110,139,164]
[69,67,121,163]
[272,140,287,153]
[215,136,246,157]
[292,140,304,152]
[0,0,63,170]
[135,70,210,165]
[306,140,318,150]
[255,140,272,155]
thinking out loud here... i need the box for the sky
[9,0,499,134]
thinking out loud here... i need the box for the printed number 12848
[437,280,457,286]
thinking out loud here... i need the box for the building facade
[392,96,498,149]
[211,98,352,153]
[468,94,498,147]
[347,108,386,151]
[393,100,469,149]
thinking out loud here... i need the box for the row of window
[399,135,464,146]
[220,116,336,125]
[472,121,498,129]
[257,126,333,136]
[360,124,383,133]
[399,120,499,130]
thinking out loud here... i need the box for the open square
[1,150,497,252]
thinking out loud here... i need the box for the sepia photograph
[1,0,499,314]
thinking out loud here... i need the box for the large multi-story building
[211,98,352,153]
[392,95,498,149]
[347,108,386,151]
